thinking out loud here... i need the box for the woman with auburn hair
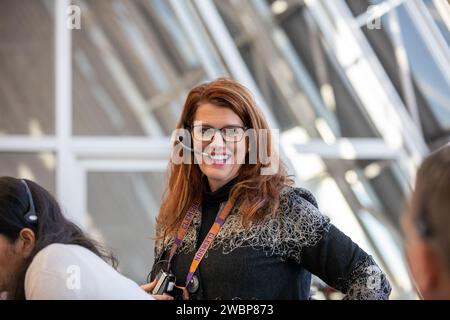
[146,78,391,300]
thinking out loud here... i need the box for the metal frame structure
[0,0,170,226]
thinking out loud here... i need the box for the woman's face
[192,103,248,191]
[402,208,422,284]
[0,234,25,294]
[401,203,440,299]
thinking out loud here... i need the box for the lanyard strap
[166,198,235,288]
[167,199,201,267]
[184,199,234,287]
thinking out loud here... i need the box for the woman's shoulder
[29,243,99,268]
[25,243,153,300]
[25,243,101,286]
[24,244,93,299]
[280,185,319,209]
[276,185,330,230]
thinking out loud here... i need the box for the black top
[152,180,392,300]
[197,176,238,248]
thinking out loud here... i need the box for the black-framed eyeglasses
[189,125,248,142]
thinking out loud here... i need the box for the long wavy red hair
[156,78,292,238]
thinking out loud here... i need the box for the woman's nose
[209,130,226,147]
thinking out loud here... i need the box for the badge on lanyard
[166,198,235,299]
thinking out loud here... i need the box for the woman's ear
[15,228,36,258]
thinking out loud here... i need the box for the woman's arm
[284,187,392,300]
[300,224,392,299]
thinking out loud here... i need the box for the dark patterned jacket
[151,181,392,300]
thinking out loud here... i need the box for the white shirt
[24,243,154,300]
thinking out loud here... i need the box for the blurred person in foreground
[403,144,450,299]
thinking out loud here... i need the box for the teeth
[209,154,231,161]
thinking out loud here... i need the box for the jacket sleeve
[285,187,392,300]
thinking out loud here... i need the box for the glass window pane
[0,152,56,194]
[87,172,164,283]
[0,0,55,135]
[396,5,450,130]
[72,0,218,136]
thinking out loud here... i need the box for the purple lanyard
[167,198,235,288]
[167,199,201,267]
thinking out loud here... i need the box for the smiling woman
[149,78,392,300]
